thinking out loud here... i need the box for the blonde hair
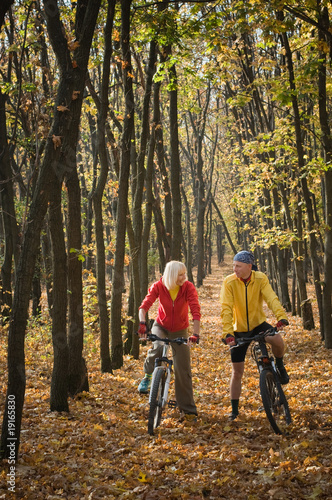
[162,261,187,290]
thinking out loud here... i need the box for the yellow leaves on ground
[0,257,332,498]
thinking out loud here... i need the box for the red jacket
[140,278,201,332]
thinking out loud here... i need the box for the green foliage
[69,248,86,263]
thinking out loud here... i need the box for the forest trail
[1,258,332,499]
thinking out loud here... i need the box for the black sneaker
[228,413,238,421]
[277,366,290,385]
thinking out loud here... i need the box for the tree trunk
[168,57,182,260]
[323,170,332,347]
[211,196,237,254]
[91,0,116,372]
[317,5,332,347]
[49,182,69,412]
[181,186,194,283]
[128,40,156,358]
[272,187,291,311]
[140,97,156,298]
[110,0,134,369]
[41,220,54,316]
[0,89,19,321]
[152,77,171,265]
[66,167,89,395]
[0,0,14,29]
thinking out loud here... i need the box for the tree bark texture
[0,90,19,320]
[317,5,332,347]
[49,180,69,412]
[168,58,182,260]
[110,0,134,369]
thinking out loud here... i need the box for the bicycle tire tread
[148,367,166,435]
[259,369,291,435]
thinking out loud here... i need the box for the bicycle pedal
[168,400,177,408]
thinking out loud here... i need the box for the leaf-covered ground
[1,258,332,499]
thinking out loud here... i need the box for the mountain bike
[144,333,188,436]
[231,327,292,434]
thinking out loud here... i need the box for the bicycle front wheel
[259,369,292,435]
[148,366,167,435]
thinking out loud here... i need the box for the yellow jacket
[220,271,287,337]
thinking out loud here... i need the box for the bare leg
[230,361,245,400]
[266,333,285,358]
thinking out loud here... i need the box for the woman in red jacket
[137,261,201,418]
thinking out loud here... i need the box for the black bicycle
[145,333,188,436]
[232,327,292,434]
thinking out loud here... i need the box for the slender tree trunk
[127,40,156,358]
[152,188,168,272]
[211,196,237,254]
[41,219,53,316]
[323,170,332,347]
[126,212,140,359]
[152,76,171,264]
[168,56,182,259]
[181,186,194,283]
[140,102,156,299]
[110,0,134,369]
[91,0,116,372]
[272,187,291,311]
[0,0,14,29]
[0,90,19,320]
[49,182,69,412]
[317,5,332,347]
[66,167,88,395]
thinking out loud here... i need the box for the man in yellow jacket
[220,250,289,421]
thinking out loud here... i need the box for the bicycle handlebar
[145,333,188,345]
[231,327,278,348]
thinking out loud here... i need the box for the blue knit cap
[233,251,258,271]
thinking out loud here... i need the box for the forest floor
[1,257,332,499]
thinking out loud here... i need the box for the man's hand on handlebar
[276,319,289,331]
[223,334,237,347]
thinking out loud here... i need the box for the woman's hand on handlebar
[138,321,148,339]
[188,334,199,346]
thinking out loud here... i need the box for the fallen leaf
[57,105,69,112]
[52,135,61,149]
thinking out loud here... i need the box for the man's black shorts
[230,322,272,363]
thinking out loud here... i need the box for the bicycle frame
[234,328,277,364]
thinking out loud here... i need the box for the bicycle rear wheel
[259,369,292,435]
[148,366,166,435]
